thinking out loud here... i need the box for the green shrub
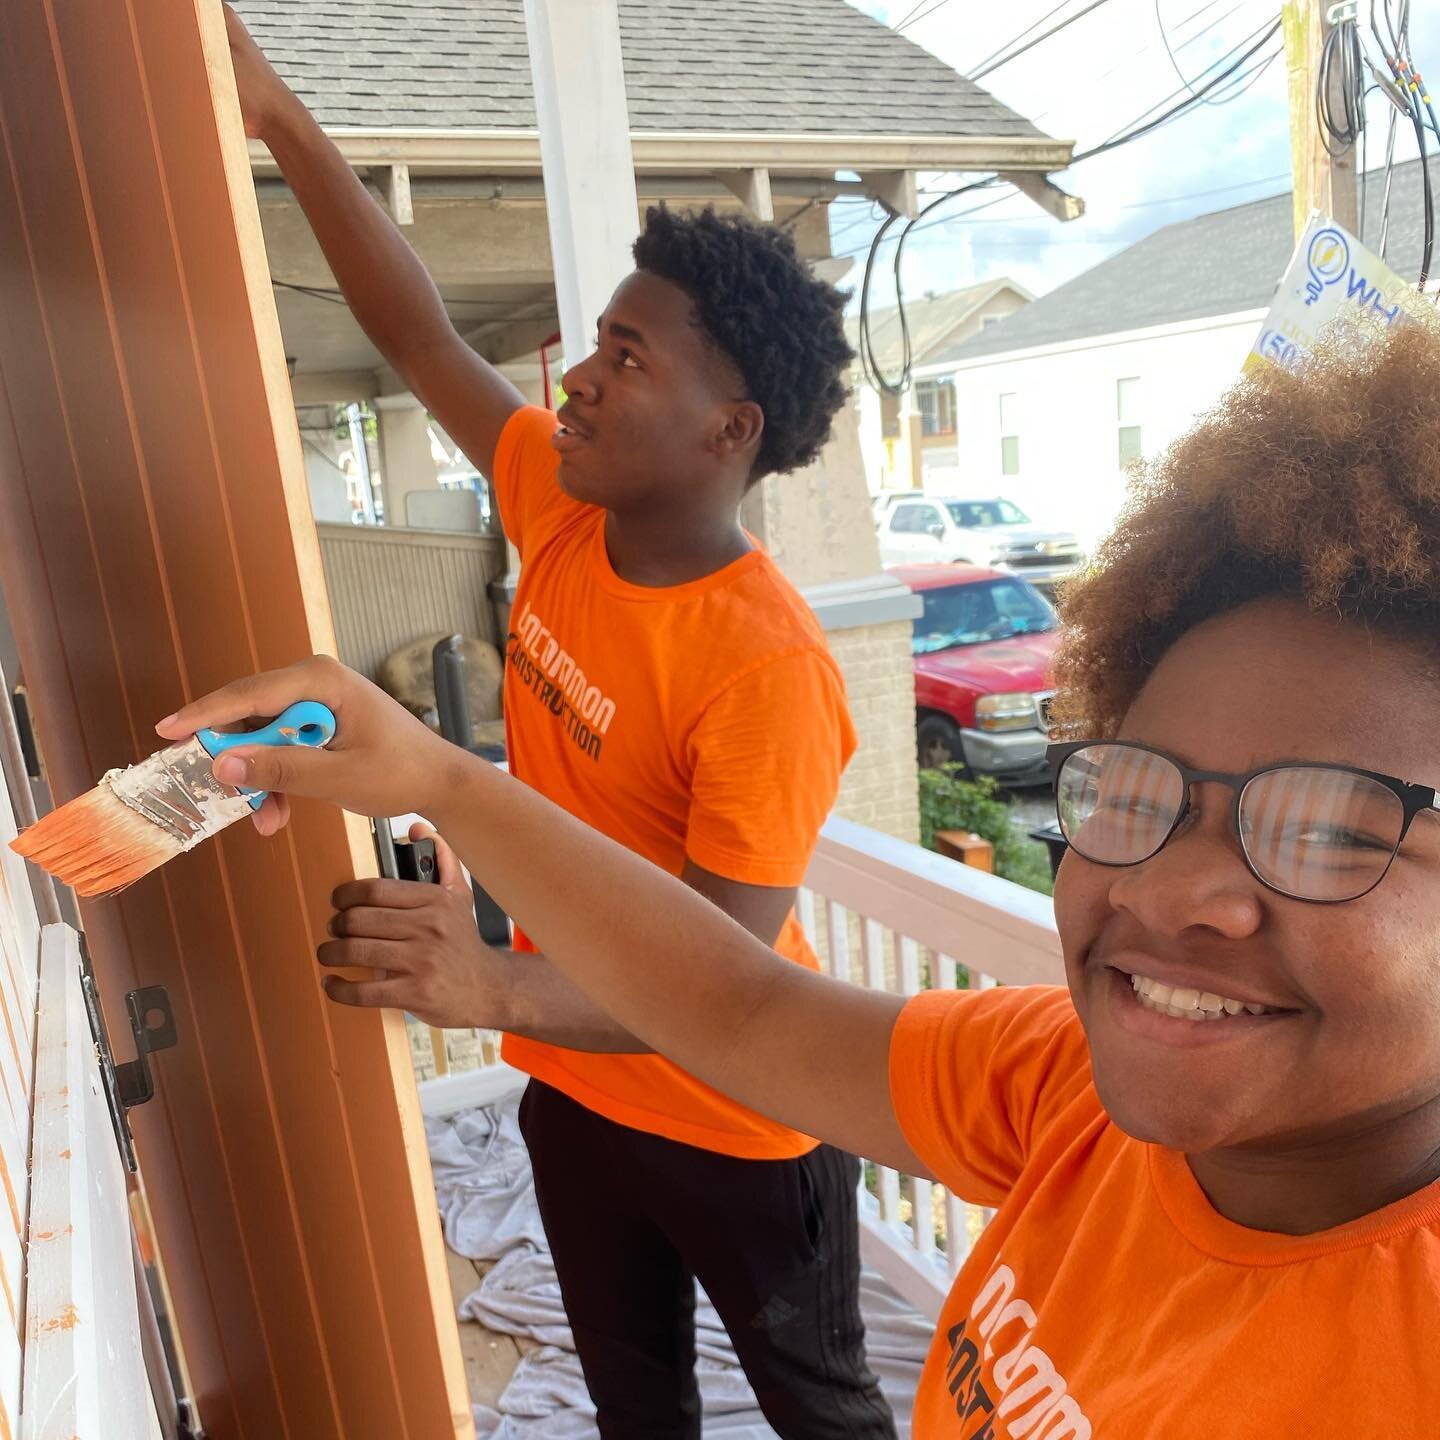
[918,766,1055,897]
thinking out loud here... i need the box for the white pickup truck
[875,494,1086,591]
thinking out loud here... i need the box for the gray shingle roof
[845,279,1031,373]
[230,0,1048,138]
[931,160,1429,365]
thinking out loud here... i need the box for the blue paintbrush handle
[196,701,337,810]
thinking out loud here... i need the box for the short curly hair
[1051,315,1440,739]
[632,205,854,481]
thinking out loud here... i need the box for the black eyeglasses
[1048,740,1440,904]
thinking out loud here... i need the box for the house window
[981,314,1004,330]
[1117,376,1143,468]
[999,392,1020,476]
[915,379,956,437]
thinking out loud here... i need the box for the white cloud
[836,0,1438,305]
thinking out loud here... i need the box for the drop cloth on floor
[427,1097,934,1439]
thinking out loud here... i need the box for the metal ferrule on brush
[107,736,254,852]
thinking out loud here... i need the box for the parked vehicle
[892,563,1058,783]
[876,494,1085,590]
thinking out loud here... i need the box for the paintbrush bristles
[11,784,185,897]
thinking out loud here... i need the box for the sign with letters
[1246,213,1427,373]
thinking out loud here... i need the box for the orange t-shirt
[491,406,856,1159]
[891,985,1440,1438]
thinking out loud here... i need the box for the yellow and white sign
[1246,213,1428,373]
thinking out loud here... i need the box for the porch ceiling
[260,186,835,381]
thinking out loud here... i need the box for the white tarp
[427,1099,934,1439]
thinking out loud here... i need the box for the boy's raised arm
[226,4,524,476]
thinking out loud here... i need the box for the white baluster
[937,952,958,990]
[862,918,886,991]
[826,900,850,982]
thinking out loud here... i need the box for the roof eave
[914,305,1272,375]
[248,128,1074,177]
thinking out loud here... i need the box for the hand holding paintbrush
[10,657,459,897]
[11,698,344,896]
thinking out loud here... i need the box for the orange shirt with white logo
[891,985,1440,1439]
[492,406,856,1159]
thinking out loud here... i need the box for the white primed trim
[21,926,152,1439]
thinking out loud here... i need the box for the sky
[834,0,1438,308]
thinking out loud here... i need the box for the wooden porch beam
[999,170,1085,223]
[373,162,414,225]
[716,167,775,222]
[861,170,919,220]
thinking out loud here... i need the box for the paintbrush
[9,701,336,897]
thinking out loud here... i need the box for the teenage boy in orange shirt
[226,10,895,1437]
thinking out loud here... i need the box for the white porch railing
[799,816,1064,1321]
[415,815,1066,1320]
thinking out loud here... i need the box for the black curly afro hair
[632,205,854,482]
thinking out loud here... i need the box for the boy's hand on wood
[222,3,296,141]
[321,826,519,1029]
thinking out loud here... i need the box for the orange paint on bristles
[10,785,184,897]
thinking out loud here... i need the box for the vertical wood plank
[0,4,471,1437]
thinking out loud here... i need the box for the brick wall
[826,618,920,843]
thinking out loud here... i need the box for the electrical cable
[1071,15,1281,161]
[1365,0,1433,288]
[855,9,1284,396]
[273,277,527,316]
[1316,8,1367,154]
[897,0,954,35]
[1205,47,1282,103]
[970,0,1117,80]
[962,0,1074,80]
[891,0,939,32]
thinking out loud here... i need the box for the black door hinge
[79,934,179,1173]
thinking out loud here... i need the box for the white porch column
[523,0,640,363]
[373,393,437,527]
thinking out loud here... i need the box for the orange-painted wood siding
[0,5,471,1436]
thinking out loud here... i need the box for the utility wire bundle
[856,4,1283,396]
[1336,0,1440,288]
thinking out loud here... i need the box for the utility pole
[1283,0,1360,240]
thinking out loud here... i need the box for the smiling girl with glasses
[156,319,1440,1436]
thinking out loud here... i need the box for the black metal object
[1029,822,1069,879]
[10,687,40,780]
[432,635,512,945]
[79,935,179,1173]
[373,826,439,886]
[395,836,438,884]
[433,635,472,749]
[373,814,400,880]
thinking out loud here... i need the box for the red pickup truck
[891,563,1059,784]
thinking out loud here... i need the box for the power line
[970,0,1117,80]
[1156,0,1256,104]
[831,168,1291,262]
[897,0,954,34]
[961,0,1073,76]
[891,0,938,32]
[855,9,1285,394]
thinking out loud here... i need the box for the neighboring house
[232,0,1074,847]
[909,161,1427,549]
[847,280,1033,492]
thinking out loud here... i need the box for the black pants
[519,1080,896,1440]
